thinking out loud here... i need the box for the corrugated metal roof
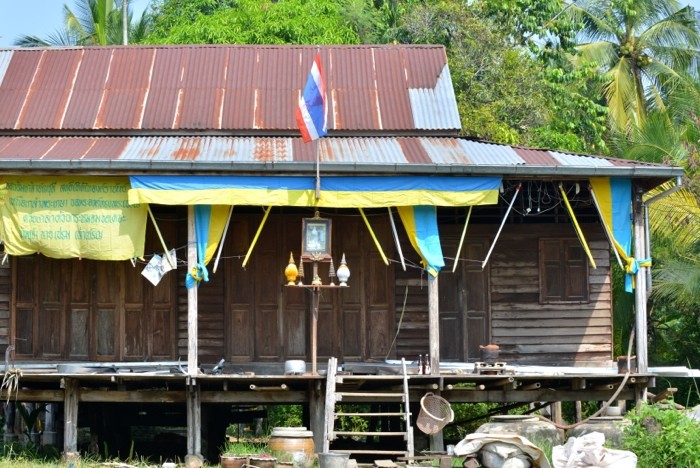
[0,44,460,134]
[0,135,681,180]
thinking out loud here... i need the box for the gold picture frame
[301,217,332,261]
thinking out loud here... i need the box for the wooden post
[428,277,440,375]
[309,380,325,454]
[550,401,563,426]
[187,205,199,377]
[62,378,79,454]
[42,403,58,447]
[186,378,203,463]
[186,206,203,464]
[633,189,649,375]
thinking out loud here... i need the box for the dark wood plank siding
[394,221,611,367]
[0,259,9,352]
[10,207,179,361]
[488,225,610,366]
[7,205,611,368]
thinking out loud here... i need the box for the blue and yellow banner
[186,204,230,288]
[128,175,501,208]
[0,176,147,260]
[397,205,445,278]
[590,177,649,292]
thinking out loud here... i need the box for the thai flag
[296,52,327,142]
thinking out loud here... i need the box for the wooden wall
[0,259,9,352]
[3,205,613,368]
[393,220,612,366]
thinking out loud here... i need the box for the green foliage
[564,0,700,133]
[622,403,700,467]
[443,402,501,441]
[475,0,579,52]
[221,440,268,456]
[146,0,365,44]
[266,404,303,429]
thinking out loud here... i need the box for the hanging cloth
[589,177,650,292]
[397,206,445,279]
[186,205,230,288]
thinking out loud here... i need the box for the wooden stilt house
[0,44,684,462]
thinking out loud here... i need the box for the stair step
[331,450,409,455]
[336,392,404,399]
[335,412,407,417]
[333,431,407,437]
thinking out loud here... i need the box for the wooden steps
[323,357,414,459]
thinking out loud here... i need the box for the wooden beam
[0,389,64,402]
[79,390,186,403]
[441,389,637,403]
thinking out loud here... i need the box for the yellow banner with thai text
[0,176,147,260]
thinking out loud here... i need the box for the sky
[0,0,151,47]
[1,0,700,48]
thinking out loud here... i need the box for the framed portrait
[302,217,332,261]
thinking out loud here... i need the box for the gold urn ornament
[284,252,299,285]
[336,253,350,287]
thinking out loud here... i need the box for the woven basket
[416,392,454,435]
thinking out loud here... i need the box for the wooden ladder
[323,357,414,459]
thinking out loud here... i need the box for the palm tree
[13,0,150,47]
[566,0,700,133]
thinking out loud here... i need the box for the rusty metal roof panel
[61,48,112,129]
[20,49,84,129]
[374,48,412,130]
[0,44,458,134]
[256,47,301,131]
[119,136,296,162]
[0,135,683,181]
[322,138,408,164]
[141,47,185,129]
[222,47,258,129]
[177,47,229,130]
[0,136,58,159]
[0,50,42,128]
[514,147,561,165]
[331,47,380,131]
[97,48,155,129]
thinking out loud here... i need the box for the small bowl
[605,406,622,416]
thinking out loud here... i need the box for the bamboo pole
[242,206,272,268]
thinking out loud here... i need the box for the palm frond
[602,57,638,131]
[652,257,700,309]
[647,185,700,252]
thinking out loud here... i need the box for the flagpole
[315,140,321,200]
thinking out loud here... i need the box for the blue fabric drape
[186,205,211,289]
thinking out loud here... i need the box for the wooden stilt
[428,277,440,375]
[63,378,79,455]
